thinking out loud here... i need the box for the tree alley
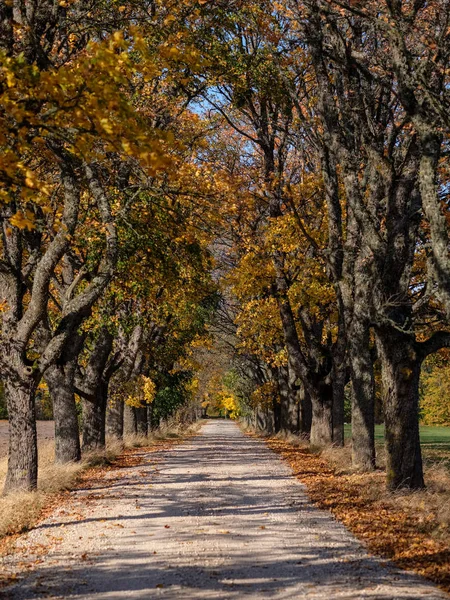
[1,0,450,492]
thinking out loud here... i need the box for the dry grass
[388,463,450,541]
[0,442,84,539]
[0,420,201,542]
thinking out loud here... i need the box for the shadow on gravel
[5,421,445,600]
[7,546,440,600]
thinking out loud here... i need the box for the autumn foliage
[0,3,450,589]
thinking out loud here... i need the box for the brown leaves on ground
[265,438,450,594]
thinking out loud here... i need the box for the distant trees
[420,354,450,427]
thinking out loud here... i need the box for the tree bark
[309,383,333,447]
[147,403,155,432]
[3,372,38,493]
[106,397,124,439]
[0,2,13,54]
[45,363,81,463]
[273,257,338,446]
[106,324,143,440]
[297,385,312,436]
[332,377,345,447]
[80,328,113,453]
[256,405,274,435]
[349,321,376,471]
[43,331,84,463]
[136,407,148,435]
[272,398,281,433]
[418,130,450,317]
[332,309,347,446]
[124,404,137,435]
[376,328,424,490]
[82,382,108,452]
[278,365,298,435]
[0,164,80,492]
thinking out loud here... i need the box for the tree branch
[418,331,450,360]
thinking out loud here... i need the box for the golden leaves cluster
[124,375,157,408]
[0,29,170,227]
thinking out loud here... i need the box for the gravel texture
[1,420,448,599]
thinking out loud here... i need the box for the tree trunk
[106,396,124,439]
[376,328,425,490]
[147,403,155,431]
[80,328,113,453]
[278,366,298,435]
[309,384,333,446]
[256,405,274,435]
[272,398,281,433]
[3,374,38,493]
[106,324,143,441]
[124,404,137,435]
[135,407,148,435]
[45,364,81,463]
[297,385,312,436]
[332,369,345,447]
[274,269,335,444]
[332,313,347,446]
[349,320,376,471]
[82,381,108,452]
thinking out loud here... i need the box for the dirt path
[1,421,448,599]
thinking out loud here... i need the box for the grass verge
[249,429,450,594]
[344,424,450,471]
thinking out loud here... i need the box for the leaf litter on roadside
[265,437,450,594]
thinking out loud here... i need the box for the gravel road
[1,420,448,599]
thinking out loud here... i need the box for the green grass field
[344,424,450,468]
